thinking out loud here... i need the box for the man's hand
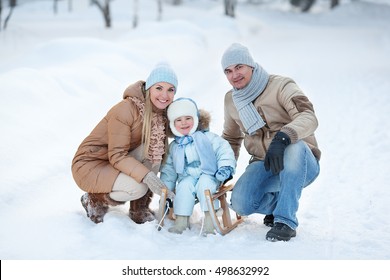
[264,131,291,175]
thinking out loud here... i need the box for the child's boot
[203,211,216,235]
[168,215,190,234]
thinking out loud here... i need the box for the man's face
[224,64,253,89]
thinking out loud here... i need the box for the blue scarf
[232,63,269,135]
[172,131,218,175]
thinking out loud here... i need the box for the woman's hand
[142,171,175,200]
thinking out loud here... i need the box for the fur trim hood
[122,80,146,101]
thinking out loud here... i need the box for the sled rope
[156,201,170,231]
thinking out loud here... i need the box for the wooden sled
[157,184,242,235]
[204,184,242,235]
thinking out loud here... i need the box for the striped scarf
[232,63,269,135]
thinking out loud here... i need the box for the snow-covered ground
[1,0,390,278]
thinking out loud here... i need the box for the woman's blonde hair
[141,88,170,161]
[141,89,153,158]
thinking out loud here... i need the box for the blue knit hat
[221,43,256,71]
[145,62,178,92]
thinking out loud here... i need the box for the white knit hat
[221,43,256,70]
[145,62,178,92]
[167,98,199,137]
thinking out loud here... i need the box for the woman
[72,63,176,224]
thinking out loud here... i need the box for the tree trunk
[91,0,111,28]
[290,0,315,12]
[224,0,236,18]
[132,0,138,28]
[53,0,58,14]
[0,0,3,31]
[4,0,16,30]
[330,0,339,9]
[104,0,111,28]
[157,0,162,21]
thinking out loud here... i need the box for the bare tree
[133,0,164,29]
[53,0,59,14]
[290,0,339,12]
[157,0,162,21]
[172,0,182,5]
[224,0,236,18]
[54,0,73,14]
[3,0,16,30]
[290,0,315,12]
[0,0,3,31]
[330,0,339,9]
[133,0,138,28]
[91,0,111,28]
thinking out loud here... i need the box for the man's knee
[231,190,249,215]
[284,141,308,171]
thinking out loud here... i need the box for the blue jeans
[231,141,320,229]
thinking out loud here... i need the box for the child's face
[174,116,194,136]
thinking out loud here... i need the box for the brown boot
[129,189,155,224]
[81,193,124,224]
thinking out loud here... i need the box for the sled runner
[157,184,242,235]
[204,183,242,235]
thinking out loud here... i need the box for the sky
[1,0,390,278]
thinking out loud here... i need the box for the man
[220,43,321,241]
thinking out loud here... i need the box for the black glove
[264,131,291,175]
[166,198,173,209]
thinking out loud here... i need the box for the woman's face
[149,82,175,110]
[174,116,194,136]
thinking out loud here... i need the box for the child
[160,98,236,235]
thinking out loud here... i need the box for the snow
[1,0,390,277]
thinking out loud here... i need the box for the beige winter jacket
[72,81,166,193]
[222,75,321,163]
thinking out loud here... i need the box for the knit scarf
[172,131,218,175]
[232,63,269,135]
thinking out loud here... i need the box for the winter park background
[1,0,390,278]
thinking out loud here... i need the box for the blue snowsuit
[160,130,236,216]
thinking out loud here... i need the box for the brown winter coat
[222,75,321,162]
[72,81,166,193]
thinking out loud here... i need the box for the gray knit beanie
[221,43,256,71]
[145,62,178,92]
